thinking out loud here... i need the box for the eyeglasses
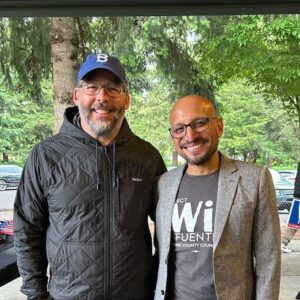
[169,117,218,138]
[79,82,126,97]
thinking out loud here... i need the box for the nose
[184,125,198,141]
[96,86,109,100]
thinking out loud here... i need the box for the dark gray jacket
[14,106,166,300]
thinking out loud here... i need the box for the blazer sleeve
[13,146,49,300]
[253,167,281,300]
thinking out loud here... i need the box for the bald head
[170,95,219,126]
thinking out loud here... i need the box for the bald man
[154,95,281,300]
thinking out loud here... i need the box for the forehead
[83,69,120,83]
[170,97,216,125]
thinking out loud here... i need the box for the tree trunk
[49,17,78,134]
[252,149,258,163]
[172,151,178,167]
[2,152,8,162]
[266,155,273,168]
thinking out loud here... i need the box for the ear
[216,117,224,137]
[73,88,80,106]
[124,93,130,110]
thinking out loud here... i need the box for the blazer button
[161,290,165,295]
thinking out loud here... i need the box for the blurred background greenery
[0,15,299,169]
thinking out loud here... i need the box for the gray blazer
[154,154,281,300]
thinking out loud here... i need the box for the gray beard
[79,105,125,137]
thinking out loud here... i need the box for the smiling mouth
[92,108,112,114]
[91,102,116,114]
[183,140,207,150]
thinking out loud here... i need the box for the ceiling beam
[0,0,299,17]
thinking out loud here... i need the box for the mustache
[90,102,116,112]
[180,137,209,148]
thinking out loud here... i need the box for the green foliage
[217,80,299,165]
[0,15,299,167]
[0,89,22,153]
[0,17,51,103]
[196,15,300,141]
[126,75,173,163]
[0,83,53,166]
[139,16,214,101]
[76,17,119,58]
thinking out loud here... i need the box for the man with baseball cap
[14,53,166,300]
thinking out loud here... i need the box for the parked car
[269,168,294,211]
[0,164,23,191]
[278,169,297,183]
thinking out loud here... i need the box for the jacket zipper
[103,147,113,300]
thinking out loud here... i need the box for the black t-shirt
[166,170,219,300]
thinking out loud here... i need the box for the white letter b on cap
[97,54,108,62]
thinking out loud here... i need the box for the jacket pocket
[118,177,152,230]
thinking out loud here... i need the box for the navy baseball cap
[77,53,127,85]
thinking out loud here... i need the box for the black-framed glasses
[79,82,126,97]
[169,117,218,138]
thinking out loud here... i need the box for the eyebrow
[172,117,210,126]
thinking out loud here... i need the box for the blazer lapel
[213,155,239,251]
[157,165,186,245]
